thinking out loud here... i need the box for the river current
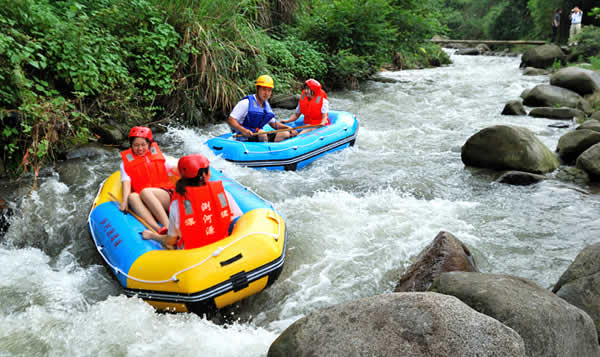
[1,51,599,356]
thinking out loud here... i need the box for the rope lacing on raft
[95,213,282,284]
[240,125,349,154]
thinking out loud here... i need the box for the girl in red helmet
[141,154,241,249]
[120,126,177,233]
[280,79,330,134]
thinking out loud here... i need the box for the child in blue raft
[142,154,242,249]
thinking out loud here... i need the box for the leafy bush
[569,26,600,61]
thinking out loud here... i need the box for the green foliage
[569,26,600,62]
[590,56,600,70]
[551,58,563,71]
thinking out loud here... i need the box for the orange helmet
[128,126,152,142]
[178,154,210,179]
[255,75,274,89]
[305,79,321,93]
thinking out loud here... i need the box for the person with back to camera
[280,79,330,135]
[568,6,583,46]
[141,154,242,249]
[551,8,562,44]
[227,75,298,142]
[120,126,176,234]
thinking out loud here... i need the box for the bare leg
[128,192,161,231]
[299,128,318,135]
[140,187,170,228]
[274,131,291,142]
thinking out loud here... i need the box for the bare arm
[281,112,301,124]
[320,112,328,126]
[227,116,253,137]
[120,180,131,212]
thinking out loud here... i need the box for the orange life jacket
[299,89,330,126]
[120,142,174,193]
[174,181,232,249]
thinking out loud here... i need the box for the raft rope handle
[232,125,349,155]
[90,210,282,284]
[247,126,346,154]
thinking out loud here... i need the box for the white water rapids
[1,51,599,356]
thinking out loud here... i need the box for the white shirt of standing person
[167,191,242,236]
[571,9,582,24]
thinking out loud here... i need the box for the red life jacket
[174,181,232,250]
[299,89,330,126]
[120,142,174,193]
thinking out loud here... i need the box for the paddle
[108,192,158,233]
[107,192,173,249]
[234,124,323,138]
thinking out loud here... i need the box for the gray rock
[550,67,600,96]
[576,143,600,178]
[502,100,527,116]
[520,44,566,69]
[268,292,526,357]
[591,111,600,121]
[461,125,559,174]
[522,84,582,108]
[522,67,550,76]
[577,119,600,132]
[270,94,300,110]
[556,129,600,163]
[555,166,590,184]
[430,272,600,357]
[455,47,481,56]
[65,143,113,160]
[394,231,478,293]
[528,107,584,120]
[553,243,600,341]
[93,121,126,144]
[495,171,547,185]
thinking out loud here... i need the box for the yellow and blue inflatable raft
[88,168,286,313]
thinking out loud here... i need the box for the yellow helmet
[255,75,274,89]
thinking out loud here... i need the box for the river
[1,51,599,356]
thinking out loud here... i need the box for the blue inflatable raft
[88,167,287,313]
[206,110,359,170]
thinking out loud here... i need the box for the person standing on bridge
[568,6,583,46]
[551,8,562,44]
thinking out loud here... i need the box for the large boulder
[522,84,582,108]
[556,129,600,163]
[520,44,566,69]
[550,67,600,96]
[528,107,584,120]
[577,119,600,133]
[394,231,478,293]
[552,243,600,341]
[576,143,600,178]
[268,292,526,357]
[430,272,600,357]
[461,125,559,174]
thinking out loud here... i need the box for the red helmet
[128,126,153,142]
[305,79,321,93]
[178,154,210,179]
